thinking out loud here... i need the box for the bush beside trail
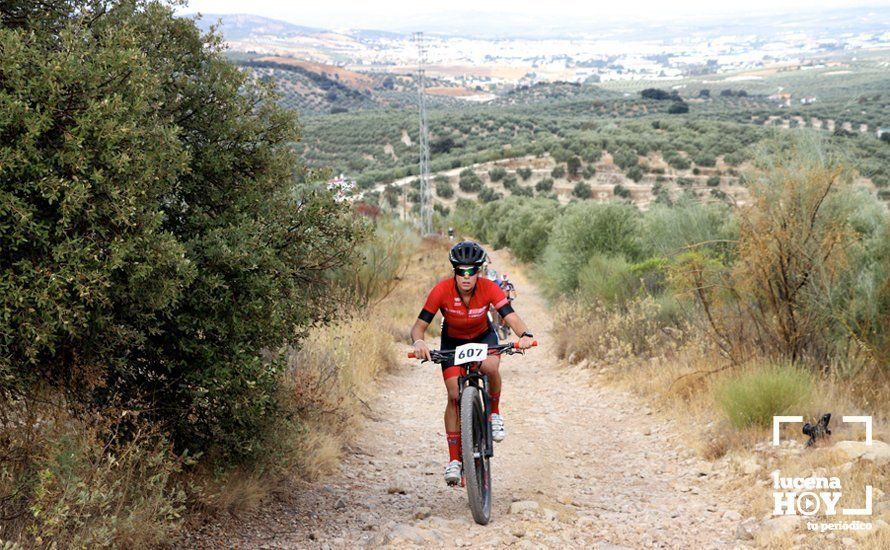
[0,1,397,545]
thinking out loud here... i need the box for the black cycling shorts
[439,325,500,371]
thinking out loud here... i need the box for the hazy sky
[180,0,887,30]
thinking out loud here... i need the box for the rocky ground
[185,250,888,549]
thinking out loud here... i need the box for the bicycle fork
[459,371,494,460]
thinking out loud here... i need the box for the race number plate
[454,343,488,365]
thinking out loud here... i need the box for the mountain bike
[408,340,537,525]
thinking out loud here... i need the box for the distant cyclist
[410,241,534,485]
[500,273,516,302]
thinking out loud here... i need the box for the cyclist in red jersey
[410,241,534,485]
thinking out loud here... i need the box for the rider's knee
[446,385,460,402]
[481,356,500,373]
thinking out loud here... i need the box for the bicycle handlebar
[407,340,537,362]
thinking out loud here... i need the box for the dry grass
[377,236,451,342]
[752,447,890,548]
[193,471,271,517]
[280,236,451,477]
[551,293,890,546]
[0,398,185,548]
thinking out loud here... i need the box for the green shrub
[639,200,735,259]
[625,166,643,182]
[467,197,559,262]
[536,177,554,192]
[614,184,631,198]
[668,101,689,114]
[731,137,859,361]
[841,220,890,365]
[665,152,691,170]
[629,257,669,294]
[707,175,721,186]
[489,166,507,182]
[512,184,533,197]
[540,202,641,294]
[436,178,454,198]
[584,148,603,163]
[517,167,533,180]
[503,199,560,261]
[717,363,813,429]
[479,187,502,203]
[0,1,363,464]
[578,254,636,306]
[551,165,566,178]
[567,156,582,177]
[573,181,593,199]
[653,291,688,327]
[611,147,638,170]
[695,153,717,167]
[724,150,747,166]
[459,168,483,192]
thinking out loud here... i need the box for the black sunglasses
[454,266,482,277]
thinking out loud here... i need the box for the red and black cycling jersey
[419,277,514,339]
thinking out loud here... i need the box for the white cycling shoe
[491,413,506,442]
[444,459,462,486]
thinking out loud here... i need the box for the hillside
[297,90,890,209]
[234,54,473,115]
[191,13,325,39]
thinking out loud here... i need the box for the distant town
[201,9,890,92]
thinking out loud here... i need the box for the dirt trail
[190,249,745,548]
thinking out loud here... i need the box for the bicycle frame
[458,363,494,458]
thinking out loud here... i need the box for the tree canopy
[0,0,364,462]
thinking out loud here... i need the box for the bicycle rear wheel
[460,385,491,525]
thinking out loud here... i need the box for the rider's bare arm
[410,318,432,360]
[410,318,429,342]
[502,312,534,349]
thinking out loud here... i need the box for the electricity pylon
[413,31,432,236]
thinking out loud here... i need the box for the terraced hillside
[219,48,890,209]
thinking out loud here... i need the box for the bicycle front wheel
[460,385,491,525]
